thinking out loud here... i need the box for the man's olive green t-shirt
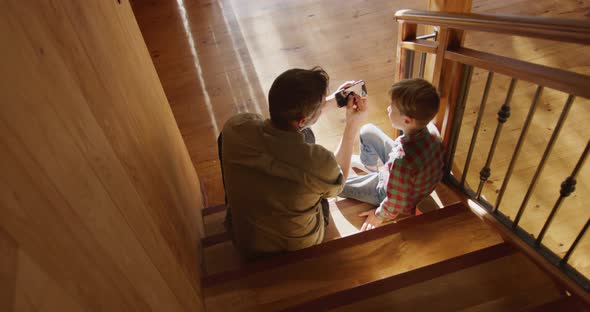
[221,113,344,256]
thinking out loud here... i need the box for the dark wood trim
[201,232,232,248]
[444,47,590,99]
[469,200,590,305]
[202,202,467,287]
[395,10,590,45]
[202,204,226,217]
[525,295,589,312]
[400,39,438,54]
[281,242,516,312]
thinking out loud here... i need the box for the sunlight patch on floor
[176,0,219,134]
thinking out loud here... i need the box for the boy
[340,78,444,231]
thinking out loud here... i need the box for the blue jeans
[340,124,396,206]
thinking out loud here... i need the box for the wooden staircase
[198,183,588,311]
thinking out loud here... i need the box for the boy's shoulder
[395,126,443,169]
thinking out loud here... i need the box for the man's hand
[359,208,383,231]
[345,92,368,127]
[326,80,357,101]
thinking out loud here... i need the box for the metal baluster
[418,52,427,79]
[416,33,437,40]
[444,64,473,174]
[536,140,589,246]
[461,71,494,187]
[561,218,590,266]
[513,95,576,229]
[476,78,517,199]
[494,86,544,212]
[405,50,415,79]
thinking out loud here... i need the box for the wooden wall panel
[0,0,204,311]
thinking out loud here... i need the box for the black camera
[335,80,367,108]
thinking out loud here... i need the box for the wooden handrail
[395,10,590,45]
[400,39,438,54]
[445,47,590,99]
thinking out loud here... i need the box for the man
[219,66,367,259]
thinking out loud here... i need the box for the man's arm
[334,93,368,181]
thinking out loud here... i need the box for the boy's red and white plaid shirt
[375,125,444,221]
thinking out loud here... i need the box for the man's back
[221,113,343,257]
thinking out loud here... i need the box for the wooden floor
[130,0,590,278]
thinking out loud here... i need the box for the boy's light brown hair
[389,78,440,128]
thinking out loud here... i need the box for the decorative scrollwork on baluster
[476,78,517,199]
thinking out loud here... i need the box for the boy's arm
[377,158,415,219]
[359,158,414,231]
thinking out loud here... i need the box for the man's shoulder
[224,113,264,128]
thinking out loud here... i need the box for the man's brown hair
[389,78,440,128]
[268,66,329,129]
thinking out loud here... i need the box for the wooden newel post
[428,0,473,147]
[396,22,418,82]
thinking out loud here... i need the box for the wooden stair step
[286,244,564,312]
[203,202,503,312]
[202,204,227,238]
[201,198,372,247]
[200,182,462,248]
[202,183,461,247]
[202,198,375,275]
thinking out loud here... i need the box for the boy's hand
[359,208,383,231]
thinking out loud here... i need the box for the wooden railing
[394,9,590,302]
[395,10,590,44]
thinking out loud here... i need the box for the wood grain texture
[0,229,17,311]
[131,0,429,209]
[284,244,566,312]
[201,183,462,275]
[395,9,590,44]
[400,39,439,54]
[204,205,503,311]
[329,252,562,312]
[445,47,590,99]
[282,243,518,311]
[1,0,204,311]
[472,200,590,305]
[129,0,590,308]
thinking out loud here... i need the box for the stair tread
[200,183,462,239]
[202,198,374,275]
[204,202,503,312]
[202,183,463,275]
[326,251,562,312]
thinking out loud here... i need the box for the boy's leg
[339,173,383,206]
[359,123,396,167]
